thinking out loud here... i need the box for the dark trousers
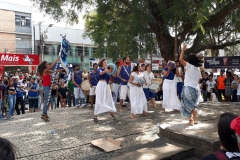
[57,96,60,108]
[29,98,38,109]
[15,97,25,115]
[232,89,237,102]
[67,93,75,107]
[218,89,225,101]
[177,82,183,100]
[86,95,90,103]
[156,90,163,101]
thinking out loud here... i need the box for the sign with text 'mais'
[0,53,40,66]
[204,56,240,69]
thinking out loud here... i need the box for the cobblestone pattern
[0,103,164,159]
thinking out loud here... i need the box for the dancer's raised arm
[179,44,187,67]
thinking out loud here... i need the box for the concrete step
[111,139,194,160]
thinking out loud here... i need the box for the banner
[59,36,70,75]
[204,56,240,69]
[89,58,99,70]
[0,53,40,66]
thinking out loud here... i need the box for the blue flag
[59,36,71,83]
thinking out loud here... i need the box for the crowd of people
[0,44,239,124]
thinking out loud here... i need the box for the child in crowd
[210,88,218,102]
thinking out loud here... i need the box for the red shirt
[0,85,2,99]
[42,73,51,86]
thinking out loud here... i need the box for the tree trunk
[155,33,174,62]
[211,49,219,57]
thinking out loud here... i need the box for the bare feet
[131,113,135,119]
[188,120,194,126]
[194,120,198,124]
[143,112,148,116]
[119,109,123,113]
[152,105,158,108]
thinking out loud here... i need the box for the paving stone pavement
[0,103,174,160]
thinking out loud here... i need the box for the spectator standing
[231,74,239,102]
[58,80,68,108]
[199,72,209,102]
[206,75,216,101]
[7,79,16,119]
[224,71,233,102]
[27,77,39,112]
[14,79,25,115]
[20,79,28,107]
[50,82,58,109]
[217,69,226,101]
[67,79,75,107]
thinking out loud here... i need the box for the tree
[32,0,240,61]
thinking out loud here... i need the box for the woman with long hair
[179,44,203,126]
[224,71,233,102]
[58,80,68,108]
[143,64,157,108]
[203,112,240,159]
[37,57,59,122]
[93,59,116,122]
[129,64,148,119]
[6,78,16,119]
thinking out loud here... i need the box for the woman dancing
[143,64,157,108]
[162,61,181,112]
[37,57,60,122]
[129,64,148,119]
[93,59,116,122]
[180,44,203,126]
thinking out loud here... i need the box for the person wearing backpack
[202,112,240,160]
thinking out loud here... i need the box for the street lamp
[38,23,53,61]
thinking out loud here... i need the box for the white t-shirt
[237,84,240,95]
[206,80,216,92]
[211,93,218,102]
[177,67,183,82]
[143,71,155,88]
[184,63,201,89]
[131,72,144,87]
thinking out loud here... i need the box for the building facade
[34,25,112,71]
[0,2,32,54]
[0,2,33,73]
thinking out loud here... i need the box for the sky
[0,0,85,30]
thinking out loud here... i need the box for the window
[15,15,31,27]
[15,15,20,26]
[26,17,31,27]
[76,46,83,56]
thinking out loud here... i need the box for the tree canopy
[32,0,240,61]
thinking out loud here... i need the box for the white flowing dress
[94,81,116,115]
[162,76,181,110]
[130,72,148,114]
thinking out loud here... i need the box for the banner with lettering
[204,56,240,68]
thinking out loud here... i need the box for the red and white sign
[0,53,40,66]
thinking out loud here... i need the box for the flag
[59,35,71,83]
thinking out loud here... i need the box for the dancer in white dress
[93,59,117,122]
[129,64,148,119]
[162,61,181,112]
